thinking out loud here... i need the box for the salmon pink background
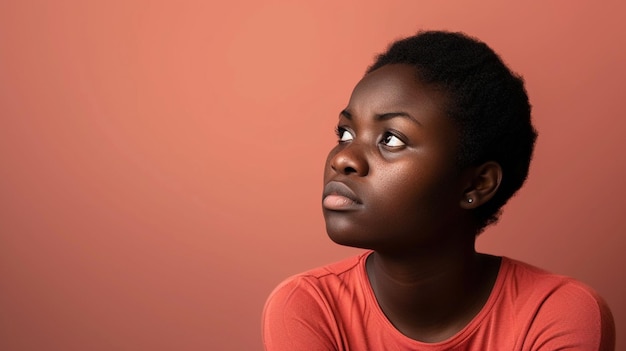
[1,1,624,350]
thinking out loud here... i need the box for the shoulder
[265,252,366,305]
[503,258,611,309]
[500,258,615,350]
[262,252,369,351]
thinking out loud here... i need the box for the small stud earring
[467,198,473,203]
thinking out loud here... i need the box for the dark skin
[322,64,503,342]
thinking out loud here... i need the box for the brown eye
[335,127,354,142]
[382,133,405,147]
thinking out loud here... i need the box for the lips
[322,181,362,210]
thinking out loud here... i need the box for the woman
[263,31,615,350]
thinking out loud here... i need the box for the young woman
[263,31,615,350]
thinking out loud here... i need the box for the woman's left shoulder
[500,257,616,350]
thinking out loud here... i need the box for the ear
[459,161,502,209]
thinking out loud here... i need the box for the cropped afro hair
[368,31,537,231]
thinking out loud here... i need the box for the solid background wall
[1,1,624,350]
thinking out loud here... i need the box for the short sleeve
[262,276,339,351]
[525,281,615,351]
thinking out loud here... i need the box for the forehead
[347,64,447,118]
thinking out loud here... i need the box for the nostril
[344,166,357,174]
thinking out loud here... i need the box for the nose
[329,143,369,176]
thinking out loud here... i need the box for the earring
[467,198,473,203]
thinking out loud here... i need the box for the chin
[325,224,376,250]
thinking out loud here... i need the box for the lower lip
[323,195,360,210]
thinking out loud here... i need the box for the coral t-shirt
[263,251,614,350]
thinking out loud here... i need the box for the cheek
[372,162,455,210]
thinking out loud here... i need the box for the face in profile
[322,64,470,253]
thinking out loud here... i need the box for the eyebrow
[339,109,421,126]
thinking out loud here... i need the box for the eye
[335,127,354,142]
[381,132,405,147]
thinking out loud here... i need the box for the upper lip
[323,181,362,204]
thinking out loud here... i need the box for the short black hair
[368,30,537,231]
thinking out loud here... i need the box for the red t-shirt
[263,251,614,350]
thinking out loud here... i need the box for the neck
[365,242,500,342]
